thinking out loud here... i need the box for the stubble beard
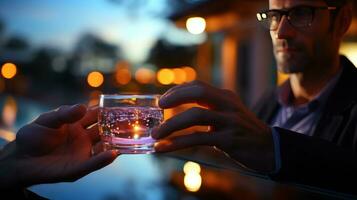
[275,50,310,74]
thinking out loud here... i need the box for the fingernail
[154,140,170,152]
[154,142,163,152]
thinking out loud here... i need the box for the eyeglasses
[256,6,337,31]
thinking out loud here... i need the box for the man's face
[269,0,334,74]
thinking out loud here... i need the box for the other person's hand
[0,104,119,189]
[153,81,275,173]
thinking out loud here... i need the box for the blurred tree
[75,33,118,58]
[4,36,29,50]
[23,47,84,105]
[70,33,119,75]
[26,48,60,88]
[148,39,197,67]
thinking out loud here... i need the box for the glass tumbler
[98,94,163,154]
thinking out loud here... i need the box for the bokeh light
[88,90,102,106]
[157,68,175,85]
[135,68,155,84]
[183,161,202,192]
[1,63,17,79]
[182,66,197,82]
[340,42,357,68]
[277,72,289,86]
[184,173,202,192]
[115,68,132,85]
[183,161,201,174]
[173,68,186,84]
[87,71,104,88]
[2,96,17,129]
[186,17,206,35]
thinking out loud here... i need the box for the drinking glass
[98,94,163,154]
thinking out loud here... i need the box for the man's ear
[335,4,353,37]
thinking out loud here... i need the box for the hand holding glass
[98,94,163,154]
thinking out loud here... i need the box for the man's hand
[153,81,276,173]
[0,104,119,189]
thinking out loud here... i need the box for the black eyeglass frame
[256,5,338,31]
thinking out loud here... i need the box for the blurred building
[168,0,357,106]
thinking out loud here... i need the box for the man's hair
[323,0,353,7]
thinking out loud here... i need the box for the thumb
[34,104,87,129]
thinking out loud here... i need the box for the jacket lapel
[313,56,357,141]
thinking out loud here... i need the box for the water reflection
[0,96,17,144]
[30,155,177,200]
[183,161,202,192]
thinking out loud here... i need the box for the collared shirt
[270,69,342,136]
[268,67,342,174]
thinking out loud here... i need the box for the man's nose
[274,16,296,39]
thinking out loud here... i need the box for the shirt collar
[277,67,343,110]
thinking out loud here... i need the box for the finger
[161,82,191,98]
[159,80,238,110]
[152,107,229,139]
[79,106,99,128]
[86,124,101,144]
[154,132,216,152]
[35,104,87,129]
[73,150,119,180]
[16,123,65,155]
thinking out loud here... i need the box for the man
[0,105,119,198]
[153,0,357,194]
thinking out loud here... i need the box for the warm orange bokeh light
[157,68,175,85]
[2,96,17,128]
[277,72,289,86]
[115,68,132,85]
[87,71,104,88]
[173,68,187,84]
[1,63,17,79]
[135,68,155,84]
[88,90,102,106]
[115,60,130,69]
[182,67,197,82]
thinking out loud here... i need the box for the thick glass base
[102,141,155,154]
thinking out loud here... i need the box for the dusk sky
[0,0,206,63]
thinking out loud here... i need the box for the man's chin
[275,52,308,73]
[277,61,304,74]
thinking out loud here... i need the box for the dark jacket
[253,56,357,194]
